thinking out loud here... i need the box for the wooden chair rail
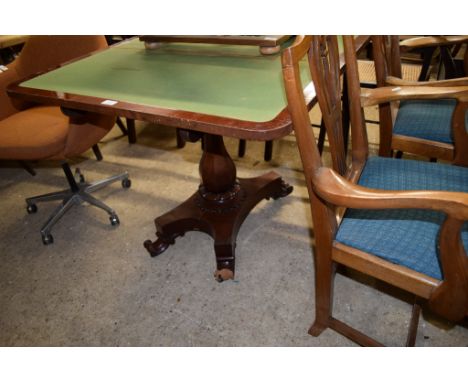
[386,75,468,87]
[392,135,454,161]
[399,36,468,50]
[332,243,438,299]
[361,85,468,107]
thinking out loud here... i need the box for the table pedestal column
[144,133,292,281]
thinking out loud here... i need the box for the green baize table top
[20,38,313,124]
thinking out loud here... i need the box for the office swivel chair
[0,35,130,245]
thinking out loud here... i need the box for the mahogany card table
[8,36,369,281]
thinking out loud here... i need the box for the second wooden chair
[373,35,468,164]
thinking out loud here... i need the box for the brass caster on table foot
[214,268,234,282]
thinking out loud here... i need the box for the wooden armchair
[373,35,468,163]
[282,35,468,346]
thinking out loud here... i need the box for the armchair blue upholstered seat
[394,99,468,145]
[336,156,468,280]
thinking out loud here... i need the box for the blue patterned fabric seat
[335,156,468,280]
[393,99,468,144]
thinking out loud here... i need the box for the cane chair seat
[336,156,468,280]
[358,59,421,85]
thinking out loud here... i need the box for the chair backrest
[15,35,109,79]
[371,35,404,156]
[1,36,109,120]
[282,36,332,252]
[281,35,370,252]
[372,35,402,85]
[308,36,348,176]
[283,36,370,174]
[1,36,115,159]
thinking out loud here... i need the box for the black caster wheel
[42,234,54,245]
[110,215,120,226]
[27,204,38,214]
[122,178,131,188]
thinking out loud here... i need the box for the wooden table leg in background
[144,132,292,281]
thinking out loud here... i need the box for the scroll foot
[144,237,173,257]
[271,180,293,200]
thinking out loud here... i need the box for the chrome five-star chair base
[26,162,131,245]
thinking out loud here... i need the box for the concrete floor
[1,109,467,346]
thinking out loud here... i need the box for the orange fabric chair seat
[0,106,69,160]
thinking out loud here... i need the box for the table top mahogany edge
[7,35,370,141]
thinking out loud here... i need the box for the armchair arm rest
[360,85,468,107]
[313,167,468,220]
[386,75,468,87]
[0,62,19,89]
[0,62,23,120]
[400,36,468,51]
[314,166,468,322]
